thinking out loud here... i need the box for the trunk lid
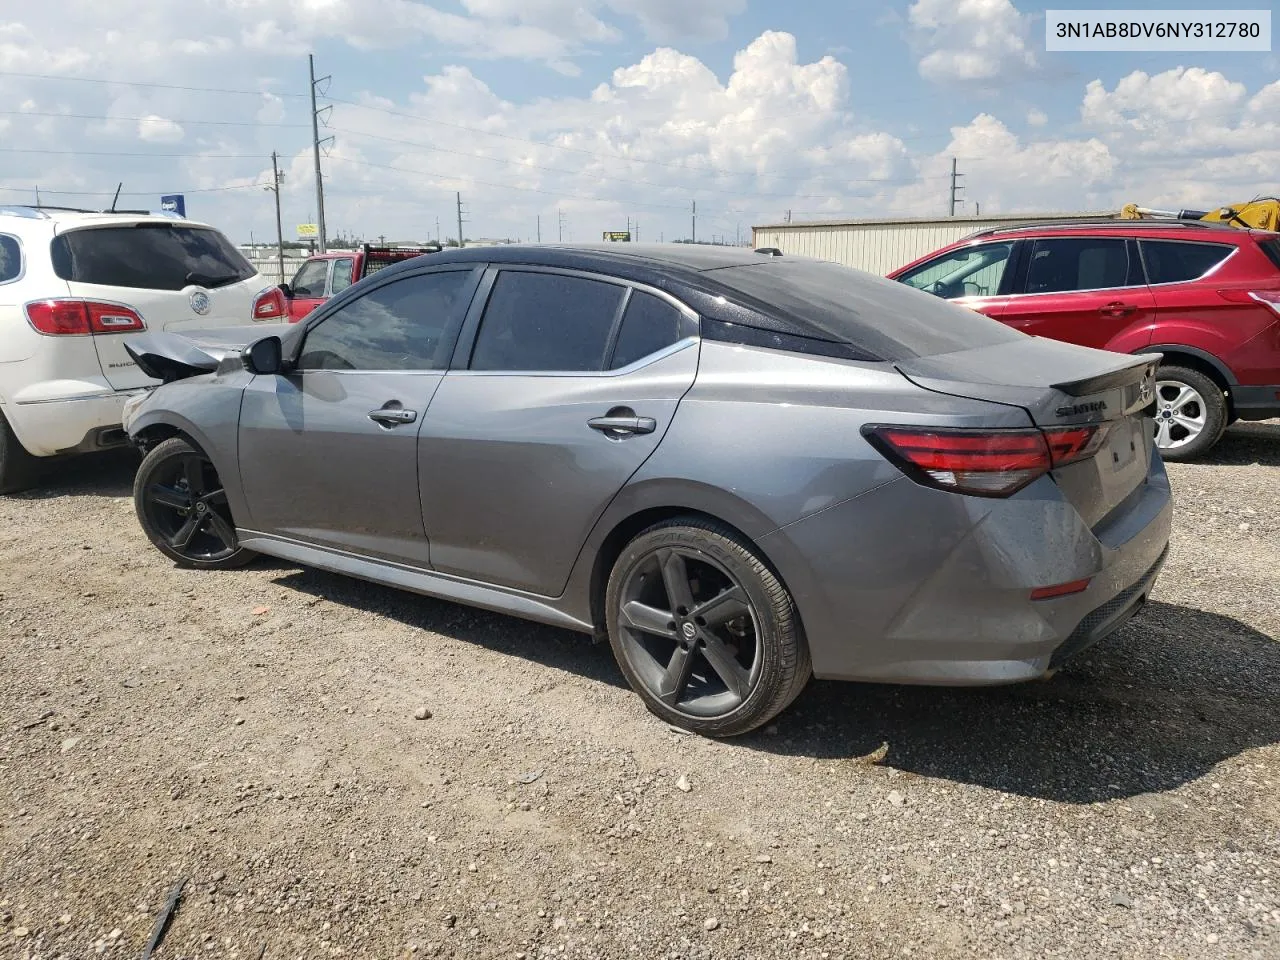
[52,220,264,391]
[897,338,1159,527]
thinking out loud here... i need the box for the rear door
[50,221,261,390]
[1000,236,1155,349]
[418,269,698,596]
[237,266,481,565]
[286,258,330,321]
[895,240,1018,320]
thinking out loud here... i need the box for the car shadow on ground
[1203,419,1280,466]
[269,565,1278,804]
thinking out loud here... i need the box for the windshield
[51,224,256,291]
[707,258,1026,360]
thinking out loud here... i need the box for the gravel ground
[2,422,1278,960]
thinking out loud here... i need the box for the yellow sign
[296,223,319,239]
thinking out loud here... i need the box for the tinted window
[50,225,254,291]
[1140,240,1233,284]
[1025,238,1131,294]
[330,258,355,294]
[298,270,475,371]
[899,242,1014,299]
[611,292,683,368]
[0,235,20,283]
[707,259,1024,362]
[291,259,329,298]
[471,271,624,372]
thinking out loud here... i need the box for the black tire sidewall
[133,437,255,570]
[1156,365,1228,462]
[605,521,805,737]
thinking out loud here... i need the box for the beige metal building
[752,211,1109,276]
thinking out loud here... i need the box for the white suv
[0,206,269,492]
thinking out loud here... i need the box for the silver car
[122,245,1172,736]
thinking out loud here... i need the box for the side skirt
[236,529,594,635]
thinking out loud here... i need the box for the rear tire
[1153,365,1227,462]
[0,411,40,495]
[605,518,810,737]
[134,437,256,569]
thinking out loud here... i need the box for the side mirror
[277,282,293,299]
[242,336,284,375]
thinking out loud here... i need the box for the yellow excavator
[1119,197,1280,231]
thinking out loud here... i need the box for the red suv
[889,220,1280,460]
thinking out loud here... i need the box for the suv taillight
[863,424,1109,498]
[25,300,146,336]
[252,286,286,320]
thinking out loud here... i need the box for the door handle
[588,415,656,435]
[1100,301,1137,317]
[368,407,418,426]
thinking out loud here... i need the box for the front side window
[0,235,20,283]
[1140,240,1234,284]
[470,271,624,372]
[297,270,475,371]
[329,258,355,294]
[1024,237,1132,294]
[50,224,254,290]
[290,259,330,298]
[898,242,1014,300]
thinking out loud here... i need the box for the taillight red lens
[25,300,145,336]
[252,286,286,320]
[864,423,1108,498]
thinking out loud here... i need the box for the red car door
[998,236,1155,350]
[286,258,332,322]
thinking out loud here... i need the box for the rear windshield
[706,258,1025,361]
[51,224,256,291]
[1259,237,1280,272]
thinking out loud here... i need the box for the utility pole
[455,192,467,248]
[948,157,964,217]
[691,200,696,244]
[308,54,332,252]
[268,151,286,282]
[536,214,541,243]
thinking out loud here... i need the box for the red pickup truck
[251,243,442,322]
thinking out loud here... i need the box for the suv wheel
[134,437,256,569]
[1153,365,1228,462]
[0,412,40,495]
[605,518,811,737]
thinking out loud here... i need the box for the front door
[286,258,331,322]
[237,267,481,565]
[419,269,698,596]
[1000,237,1155,349]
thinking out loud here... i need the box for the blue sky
[0,1,1276,244]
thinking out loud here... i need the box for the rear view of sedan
[122,245,1171,736]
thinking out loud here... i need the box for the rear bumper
[4,385,146,457]
[760,457,1173,685]
[1231,384,1280,420]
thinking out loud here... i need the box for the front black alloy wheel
[134,437,255,569]
[606,519,810,737]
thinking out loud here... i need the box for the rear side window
[298,270,475,371]
[610,291,683,368]
[1025,238,1134,294]
[0,235,20,283]
[471,271,624,372]
[1140,240,1234,284]
[51,224,255,291]
[707,259,1024,361]
[1255,238,1280,272]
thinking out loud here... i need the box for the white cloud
[908,0,1037,84]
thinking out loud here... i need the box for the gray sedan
[122,245,1171,736]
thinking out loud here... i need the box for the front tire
[0,411,40,495]
[605,518,810,737]
[134,437,256,569]
[1153,365,1227,462]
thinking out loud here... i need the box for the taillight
[252,286,286,320]
[863,424,1109,498]
[25,300,145,336]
